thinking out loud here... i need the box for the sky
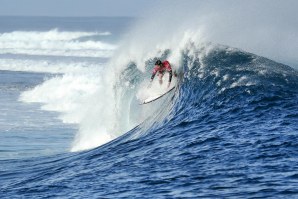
[0,0,159,17]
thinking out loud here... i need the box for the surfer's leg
[158,72,164,85]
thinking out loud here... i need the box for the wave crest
[0,29,116,57]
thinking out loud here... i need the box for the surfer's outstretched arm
[151,72,156,82]
[168,70,172,83]
[166,70,172,88]
[148,71,156,88]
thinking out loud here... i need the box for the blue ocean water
[0,16,298,198]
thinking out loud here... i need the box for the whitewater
[1,1,298,198]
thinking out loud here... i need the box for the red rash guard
[151,61,173,82]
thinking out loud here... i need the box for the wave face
[2,43,298,198]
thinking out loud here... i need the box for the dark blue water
[1,44,298,198]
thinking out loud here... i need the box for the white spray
[20,0,298,152]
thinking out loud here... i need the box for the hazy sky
[0,0,159,17]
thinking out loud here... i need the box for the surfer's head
[155,60,162,67]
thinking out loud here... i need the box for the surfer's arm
[151,67,158,81]
[164,61,173,83]
[148,70,157,88]
[168,70,172,83]
[166,70,172,88]
[151,72,156,81]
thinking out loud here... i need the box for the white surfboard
[139,86,176,105]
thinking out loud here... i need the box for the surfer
[149,60,173,88]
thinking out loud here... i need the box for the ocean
[0,15,298,198]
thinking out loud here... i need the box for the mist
[116,0,298,69]
[70,0,298,151]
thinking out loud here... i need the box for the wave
[16,1,298,153]
[0,58,104,74]
[117,42,298,142]
[0,29,116,57]
[19,37,298,153]
[8,41,298,198]
[3,4,298,197]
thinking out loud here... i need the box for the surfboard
[139,86,176,105]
